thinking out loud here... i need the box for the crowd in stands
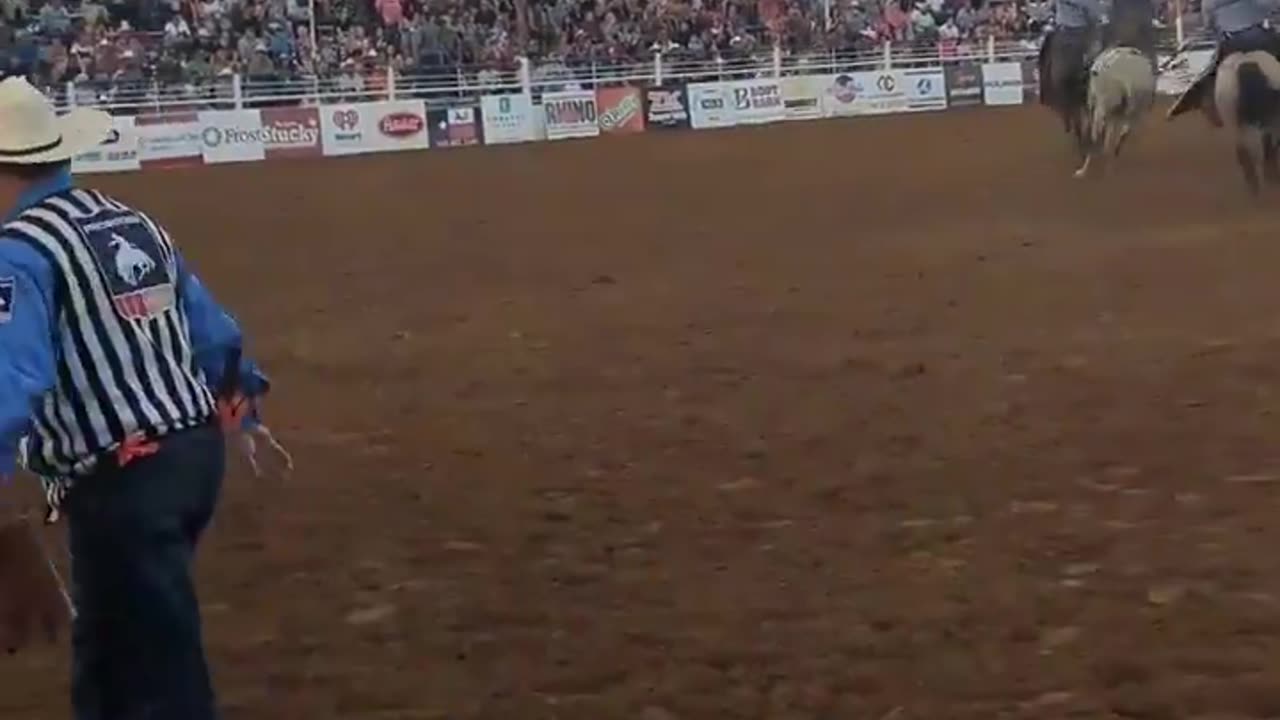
[0,0,1188,101]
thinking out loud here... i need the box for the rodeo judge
[0,76,288,719]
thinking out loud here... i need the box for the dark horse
[1039,0,1155,160]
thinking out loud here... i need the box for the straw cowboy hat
[0,76,112,166]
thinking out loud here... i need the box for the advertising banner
[198,109,265,164]
[725,78,785,125]
[822,71,908,117]
[260,106,322,160]
[781,75,825,121]
[319,100,430,156]
[136,112,201,169]
[542,89,600,140]
[72,116,140,174]
[644,85,690,129]
[480,94,536,144]
[904,69,947,111]
[688,82,734,129]
[448,106,481,146]
[982,62,1025,106]
[1021,60,1040,104]
[596,86,645,134]
[944,61,983,107]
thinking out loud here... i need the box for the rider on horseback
[1167,0,1280,124]
[1040,0,1108,108]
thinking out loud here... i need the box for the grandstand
[0,0,1200,109]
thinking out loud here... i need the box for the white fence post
[387,64,396,100]
[233,73,243,109]
[986,34,996,63]
[882,40,892,69]
[65,81,75,106]
[654,51,663,86]
[518,56,533,96]
[773,43,783,77]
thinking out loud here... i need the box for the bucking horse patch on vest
[82,215,176,321]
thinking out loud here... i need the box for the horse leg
[1238,142,1261,195]
[1263,133,1280,185]
[1113,121,1132,158]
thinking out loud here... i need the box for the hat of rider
[0,76,112,166]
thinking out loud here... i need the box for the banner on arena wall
[480,93,537,144]
[822,71,908,117]
[903,68,947,111]
[781,75,825,121]
[944,61,982,107]
[1020,60,1040,104]
[643,85,690,129]
[982,62,1024,106]
[72,116,139,174]
[428,107,480,147]
[260,106,322,160]
[725,78,785,125]
[136,112,202,169]
[542,89,600,140]
[319,100,430,156]
[198,110,265,164]
[596,86,645,134]
[688,82,734,129]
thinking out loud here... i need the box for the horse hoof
[1073,168,1088,179]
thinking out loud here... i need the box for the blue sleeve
[0,238,59,477]
[176,253,270,429]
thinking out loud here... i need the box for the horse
[1074,46,1157,179]
[1040,26,1100,161]
[1213,50,1280,194]
[108,233,156,286]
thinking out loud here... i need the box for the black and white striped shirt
[4,188,217,479]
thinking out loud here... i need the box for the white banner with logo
[903,69,947,111]
[318,100,430,157]
[542,90,599,140]
[688,83,734,129]
[781,75,825,121]
[481,94,538,144]
[982,62,1024,106]
[72,116,140,174]
[725,78,785,125]
[198,110,265,164]
[137,115,201,165]
[822,71,908,117]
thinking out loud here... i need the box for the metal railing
[57,33,1206,114]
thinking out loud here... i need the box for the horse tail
[1236,61,1276,128]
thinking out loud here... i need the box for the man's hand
[0,516,69,653]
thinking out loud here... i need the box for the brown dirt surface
[7,105,1280,720]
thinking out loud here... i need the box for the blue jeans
[65,424,225,720]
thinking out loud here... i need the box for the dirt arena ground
[11,104,1280,719]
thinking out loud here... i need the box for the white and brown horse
[1213,50,1280,194]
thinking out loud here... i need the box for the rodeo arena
[15,0,1280,716]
